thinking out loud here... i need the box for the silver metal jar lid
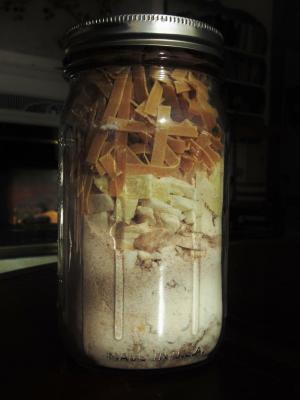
[63,14,223,60]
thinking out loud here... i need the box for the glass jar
[59,14,229,369]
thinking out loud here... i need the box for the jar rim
[63,14,224,65]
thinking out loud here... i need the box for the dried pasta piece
[159,121,198,137]
[167,137,186,154]
[180,155,195,173]
[210,135,224,152]
[151,130,168,166]
[144,80,163,117]
[157,105,171,123]
[129,143,151,154]
[190,139,215,169]
[199,102,218,131]
[105,116,152,135]
[100,141,114,156]
[162,83,184,122]
[165,145,180,166]
[86,131,108,165]
[117,72,133,119]
[174,81,191,94]
[133,100,157,125]
[99,149,117,178]
[171,68,188,81]
[95,161,106,176]
[187,71,209,101]
[109,147,127,196]
[102,68,129,121]
[132,66,149,103]
[126,147,144,164]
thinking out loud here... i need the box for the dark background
[0,0,299,398]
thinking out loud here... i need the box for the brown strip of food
[190,139,215,169]
[133,100,156,125]
[100,141,114,156]
[126,147,144,164]
[210,135,224,152]
[102,68,129,121]
[167,137,186,154]
[159,121,198,137]
[132,66,149,103]
[109,146,127,196]
[117,72,133,119]
[162,83,184,122]
[144,80,163,117]
[199,103,218,131]
[171,68,188,81]
[129,143,151,154]
[99,149,117,178]
[165,145,180,167]
[95,161,106,176]
[151,130,168,166]
[174,81,191,94]
[86,131,108,165]
[157,105,171,123]
[106,116,151,134]
[180,155,195,173]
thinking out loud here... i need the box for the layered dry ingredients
[69,65,224,368]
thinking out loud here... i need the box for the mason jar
[59,14,229,369]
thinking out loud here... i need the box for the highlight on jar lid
[63,14,223,65]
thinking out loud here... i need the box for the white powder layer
[82,215,223,369]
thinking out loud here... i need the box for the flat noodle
[102,68,129,121]
[151,130,168,166]
[95,161,106,176]
[196,131,212,147]
[157,105,171,123]
[112,72,133,196]
[165,145,180,167]
[159,121,198,137]
[187,71,209,101]
[199,103,218,131]
[190,139,215,169]
[180,155,195,173]
[109,147,127,196]
[126,147,144,164]
[210,135,224,152]
[162,83,184,122]
[167,137,186,154]
[86,131,108,165]
[133,100,157,125]
[171,68,188,81]
[101,141,114,156]
[126,162,178,177]
[106,116,151,135]
[99,149,117,178]
[129,143,151,154]
[174,81,191,94]
[144,80,163,117]
[117,72,133,119]
[133,66,149,103]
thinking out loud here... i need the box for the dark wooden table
[1,238,299,399]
